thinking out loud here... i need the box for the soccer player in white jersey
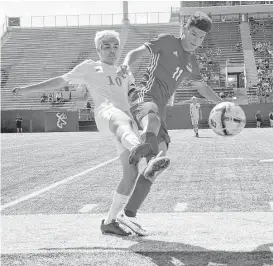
[190,96,202,137]
[12,30,169,236]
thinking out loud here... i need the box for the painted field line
[78,204,97,213]
[174,203,188,212]
[259,159,273,163]
[1,157,118,211]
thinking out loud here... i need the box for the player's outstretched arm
[12,76,69,96]
[192,81,222,104]
[117,45,150,77]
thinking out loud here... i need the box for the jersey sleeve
[62,59,93,84]
[144,34,173,54]
[127,71,137,96]
[189,54,203,81]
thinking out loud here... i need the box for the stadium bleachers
[1,26,120,110]
[248,17,273,99]
[1,16,272,109]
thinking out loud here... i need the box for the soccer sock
[141,132,158,160]
[104,192,129,225]
[120,132,141,151]
[124,174,152,217]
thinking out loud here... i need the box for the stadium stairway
[239,21,259,86]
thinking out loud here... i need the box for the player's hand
[116,65,130,78]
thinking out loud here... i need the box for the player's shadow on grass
[127,238,273,266]
[37,238,273,266]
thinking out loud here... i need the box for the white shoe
[116,210,148,236]
[143,151,170,180]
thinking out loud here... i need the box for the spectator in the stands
[40,93,47,103]
[48,93,53,102]
[56,92,62,103]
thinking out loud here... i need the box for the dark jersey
[138,34,202,107]
[16,117,22,127]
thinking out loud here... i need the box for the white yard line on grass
[78,204,97,213]
[1,157,118,211]
[259,159,273,163]
[174,203,188,212]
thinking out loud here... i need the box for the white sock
[104,192,129,225]
[120,132,141,151]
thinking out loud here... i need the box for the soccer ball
[208,102,246,136]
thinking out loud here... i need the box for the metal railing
[1,11,272,37]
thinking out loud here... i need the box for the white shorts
[95,103,139,156]
[191,116,199,125]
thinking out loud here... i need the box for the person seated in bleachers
[40,93,47,103]
[56,92,63,103]
[48,92,53,102]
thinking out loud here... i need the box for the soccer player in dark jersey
[116,11,223,233]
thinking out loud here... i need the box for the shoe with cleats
[100,219,131,236]
[117,210,148,236]
[143,150,170,180]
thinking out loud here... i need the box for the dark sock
[141,132,159,161]
[125,174,152,217]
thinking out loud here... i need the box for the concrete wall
[1,103,272,133]
[1,109,78,133]
[166,103,273,129]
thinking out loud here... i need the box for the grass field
[1,128,273,266]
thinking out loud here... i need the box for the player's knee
[110,116,132,134]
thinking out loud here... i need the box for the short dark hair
[186,11,212,33]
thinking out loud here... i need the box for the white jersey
[62,59,135,114]
[190,103,201,118]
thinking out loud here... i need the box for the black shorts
[130,101,171,148]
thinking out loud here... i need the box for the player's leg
[101,149,140,236]
[109,111,152,165]
[195,118,199,137]
[191,117,198,136]
[138,102,161,159]
[124,134,169,221]
[131,102,170,179]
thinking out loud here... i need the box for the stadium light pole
[122,1,130,25]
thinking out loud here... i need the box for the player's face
[192,98,197,104]
[97,38,120,65]
[182,26,206,52]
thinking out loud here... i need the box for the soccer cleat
[129,143,153,166]
[100,219,131,236]
[143,151,170,180]
[196,132,199,137]
[117,210,149,236]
